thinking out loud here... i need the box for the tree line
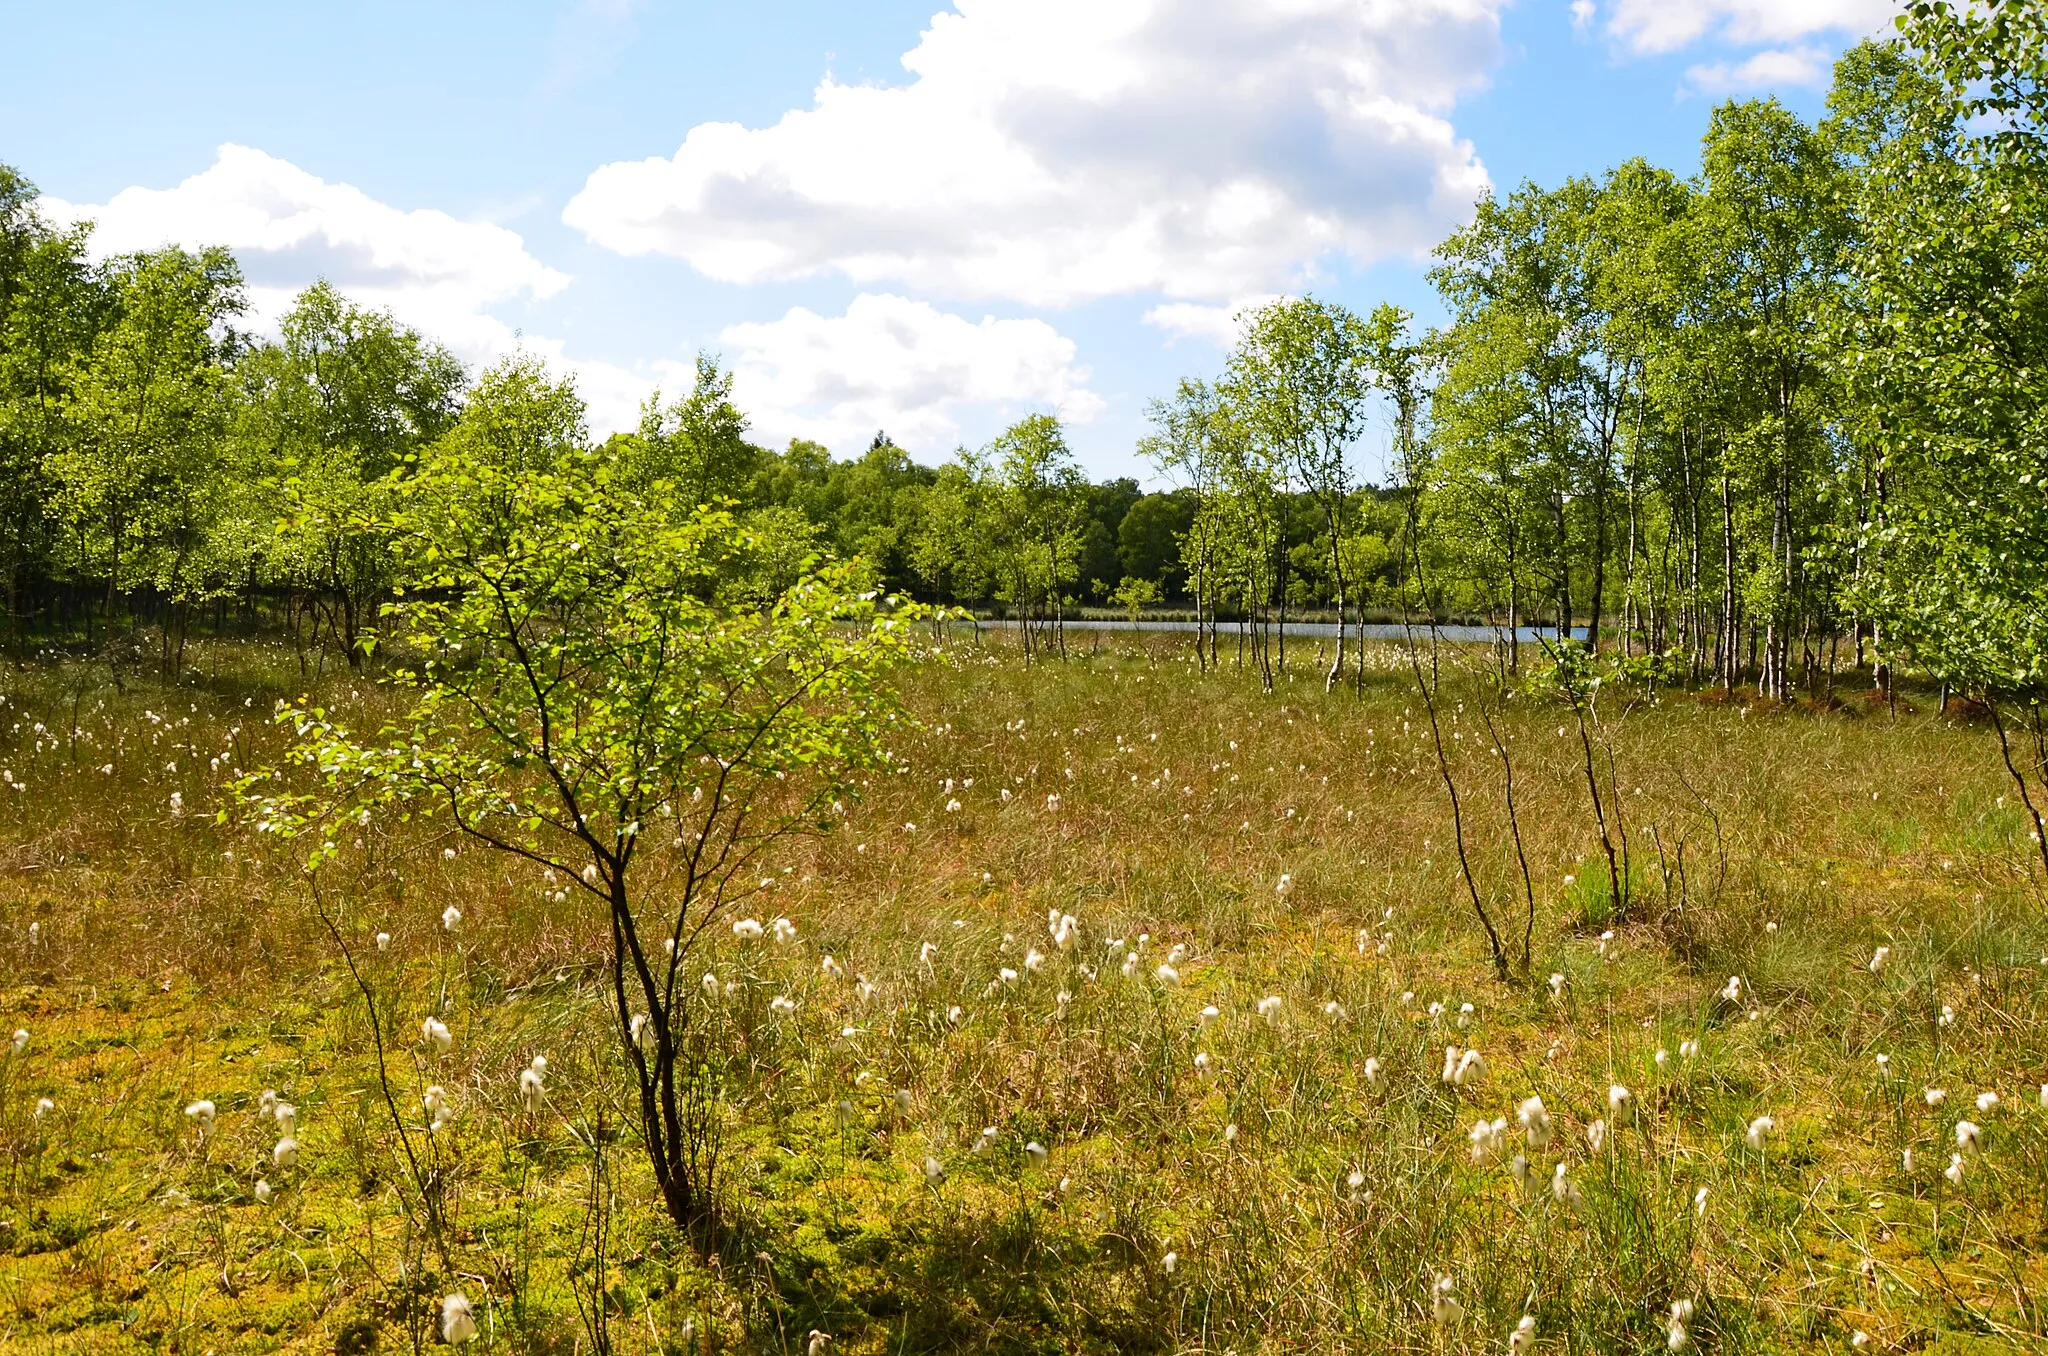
[1,7,2043,715]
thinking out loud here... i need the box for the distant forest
[1,7,2044,710]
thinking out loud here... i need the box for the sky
[4,0,1901,481]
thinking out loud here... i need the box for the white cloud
[45,144,657,433]
[720,292,1102,453]
[50,144,569,359]
[564,0,1502,307]
[1141,295,1282,348]
[1592,0,1897,56]
[1683,45,1833,96]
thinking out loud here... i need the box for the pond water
[967,618,1590,643]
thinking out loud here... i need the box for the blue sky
[5,1,1896,480]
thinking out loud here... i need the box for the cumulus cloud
[1683,45,1833,96]
[1141,295,1282,348]
[564,0,1502,307]
[719,292,1102,453]
[1591,0,1898,55]
[49,144,569,358]
[44,144,660,432]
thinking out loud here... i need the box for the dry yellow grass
[1,635,2044,1354]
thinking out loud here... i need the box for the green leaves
[245,395,922,895]
[1839,16,2048,696]
[47,246,246,605]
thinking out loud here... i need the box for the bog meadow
[4,8,2048,1354]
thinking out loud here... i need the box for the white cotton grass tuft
[1468,1117,1509,1164]
[1745,1115,1775,1152]
[422,1017,453,1053]
[1679,1038,1700,1059]
[441,905,461,932]
[441,1293,478,1345]
[519,1065,545,1115]
[1431,1273,1463,1324]
[10,1028,26,1055]
[1608,1083,1633,1117]
[774,917,799,945]
[1452,1048,1487,1087]
[1025,1141,1049,1168]
[1552,1161,1583,1208]
[1154,963,1180,986]
[423,1085,454,1129]
[1667,1299,1695,1350]
[1258,995,1283,1022]
[184,1100,216,1139]
[733,918,764,940]
[1587,1119,1608,1153]
[1974,1091,1999,1115]
[1954,1120,1982,1156]
[273,1137,299,1169]
[1510,1314,1537,1354]
[1869,945,1890,973]
[1363,1056,1383,1084]
[924,1155,944,1186]
[631,1012,658,1053]
[1945,1152,1967,1186]
[273,1101,297,1136]
[375,931,392,951]
[1517,1095,1552,1149]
